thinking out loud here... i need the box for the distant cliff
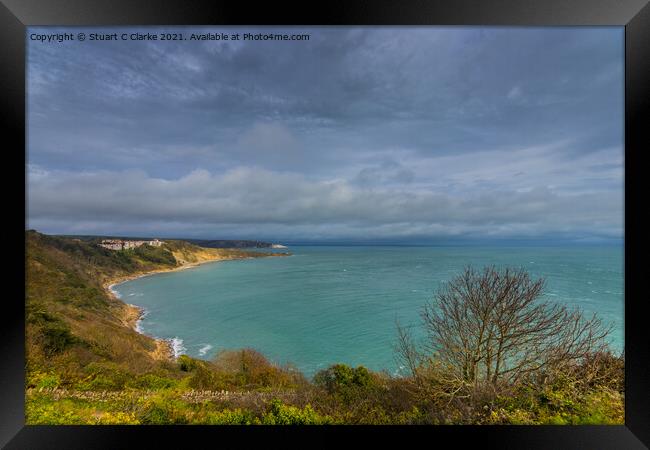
[184,239,278,249]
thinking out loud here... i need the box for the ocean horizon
[111,244,624,377]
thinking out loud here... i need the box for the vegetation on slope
[25,231,623,425]
[26,231,171,387]
[25,231,287,393]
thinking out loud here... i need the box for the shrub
[187,364,223,390]
[26,397,85,425]
[573,389,624,424]
[314,364,375,394]
[178,355,199,372]
[202,409,261,425]
[127,373,178,391]
[212,348,303,389]
[95,411,140,425]
[76,362,130,391]
[262,399,331,425]
[27,371,61,390]
[40,321,76,356]
[138,393,190,424]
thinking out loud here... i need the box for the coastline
[102,252,287,362]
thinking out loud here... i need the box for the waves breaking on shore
[198,344,213,356]
[110,283,184,359]
[169,337,186,358]
[108,284,121,298]
[133,307,148,334]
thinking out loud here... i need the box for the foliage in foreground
[26,351,624,425]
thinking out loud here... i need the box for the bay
[112,245,624,377]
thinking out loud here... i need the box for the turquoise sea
[111,245,624,377]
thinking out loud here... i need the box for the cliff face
[151,239,287,266]
[25,231,288,388]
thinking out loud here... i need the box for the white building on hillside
[99,239,164,251]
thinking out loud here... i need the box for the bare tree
[398,266,612,390]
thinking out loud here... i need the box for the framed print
[2,0,649,448]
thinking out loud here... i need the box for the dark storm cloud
[26,27,623,240]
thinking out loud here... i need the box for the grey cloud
[233,122,307,169]
[26,26,623,240]
[354,160,416,187]
[27,167,622,240]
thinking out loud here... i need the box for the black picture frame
[3,0,649,448]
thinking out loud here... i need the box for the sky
[26,27,624,243]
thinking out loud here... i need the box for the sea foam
[170,337,186,358]
[131,307,148,334]
[198,344,213,356]
[108,285,122,299]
